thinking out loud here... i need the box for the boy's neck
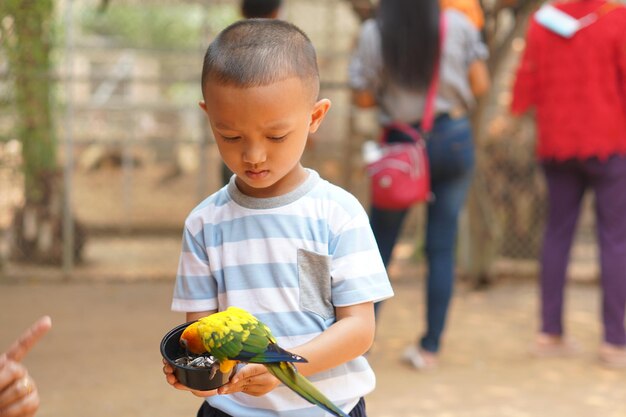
[228,168,318,209]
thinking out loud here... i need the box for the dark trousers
[540,155,626,346]
[197,397,367,417]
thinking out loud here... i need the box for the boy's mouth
[245,169,269,180]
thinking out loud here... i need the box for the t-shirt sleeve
[458,12,489,65]
[171,223,218,312]
[329,204,394,307]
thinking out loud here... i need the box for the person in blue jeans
[349,0,489,369]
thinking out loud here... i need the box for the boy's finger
[230,364,262,385]
[189,387,218,397]
[6,316,52,362]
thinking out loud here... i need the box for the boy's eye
[268,135,287,141]
[221,135,241,142]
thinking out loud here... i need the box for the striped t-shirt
[171,169,393,417]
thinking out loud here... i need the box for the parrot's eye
[180,339,188,349]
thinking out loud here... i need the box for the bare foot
[598,343,626,368]
[530,333,580,357]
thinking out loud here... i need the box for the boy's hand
[162,358,218,398]
[217,364,280,397]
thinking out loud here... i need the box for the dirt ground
[1,240,625,417]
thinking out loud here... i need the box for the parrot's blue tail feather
[243,343,308,364]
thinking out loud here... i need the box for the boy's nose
[242,143,267,165]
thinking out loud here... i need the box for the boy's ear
[198,101,208,114]
[308,99,331,134]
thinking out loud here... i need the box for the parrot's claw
[209,361,220,379]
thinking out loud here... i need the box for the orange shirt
[440,0,484,29]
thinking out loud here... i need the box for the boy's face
[200,77,330,198]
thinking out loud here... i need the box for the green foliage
[79,4,239,49]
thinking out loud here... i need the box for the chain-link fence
[0,0,367,274]
[470,13,599,281]
[58,0,363,232]
[0,0,601,280]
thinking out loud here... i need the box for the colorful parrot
[180,306,349,417]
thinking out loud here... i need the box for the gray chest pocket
[297,248,334,319]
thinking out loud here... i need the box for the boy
[163,19,394,417]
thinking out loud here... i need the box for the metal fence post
[62,0,75,276]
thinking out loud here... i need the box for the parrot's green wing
[196,307,305,363]
[236,320,307,364]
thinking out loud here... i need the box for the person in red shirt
[512,0,626,367]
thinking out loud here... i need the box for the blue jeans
[371,114,475,353]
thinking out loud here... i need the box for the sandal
[402,344,438,370]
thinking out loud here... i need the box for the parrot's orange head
[179,322,206,355]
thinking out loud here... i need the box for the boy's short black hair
[241,0,282,19]
[201,19,319,101]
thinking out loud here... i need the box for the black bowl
[160,321,235,391]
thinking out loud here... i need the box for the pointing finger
[6,316,52,362]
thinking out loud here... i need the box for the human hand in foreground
[162,357,219,398]
[0,316,52,417]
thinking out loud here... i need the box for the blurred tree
[0,0,85,265]
[466,0,543,287]
[81,3,225,49]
